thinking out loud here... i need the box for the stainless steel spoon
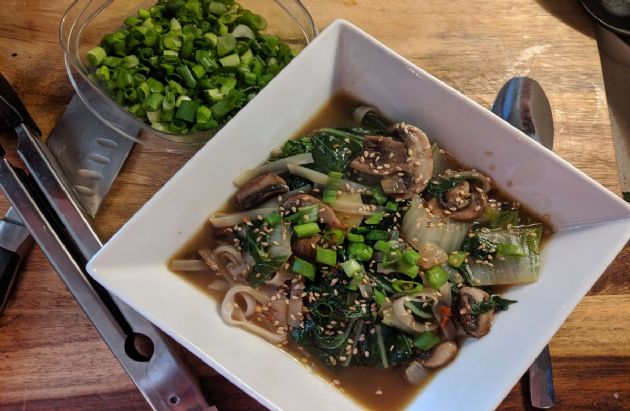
[491,76,556,409]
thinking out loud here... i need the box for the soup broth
[171,93,550,410]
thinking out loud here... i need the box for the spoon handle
[529,345,556,408]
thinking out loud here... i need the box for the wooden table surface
[0,1,628,410]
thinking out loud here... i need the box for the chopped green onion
[366,229,388,241]
[176,65,197,88]
[312,301,334,317]
[292,257,315,281]
[219,53,240,68]
[323,228,345,245]
[496,243,526,257]
[374,240,392,253]
[373,289,387,307]
[217,33,236,56]
[403,249,420,265]
[397,259,419,279]
[364,212,384,225]
[426,265,449,290]
[294,222,320,238]
[142,93,164,112]
[232,24,256,39]
[342,259,363,277]
[264,210,281,226]
[413,331,440,351]
[392,280,423,294]
[315,246,337,266]
[175,100,199,123]
[323,171,343,204]
[146,78,164,93]
[448,251,467,267]
[348,243,373,262]
[196,105,213,125]
[122,55,139,68]
[347,233,364,243]
[87,46,107,66]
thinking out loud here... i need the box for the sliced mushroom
[281,194,344,228]
[457,286,494,338]
[235,173,289,210]
[350,136,410,175]
[427,191,487,222]
[385,123,433,199]
[349,122,433,199]
[422,341,458,369]
[292,234,321,262]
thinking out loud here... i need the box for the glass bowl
[59,0,317,152]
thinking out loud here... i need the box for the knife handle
[0,246,21,316]
[0,72,41,135]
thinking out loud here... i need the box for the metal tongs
[0,73,212,410]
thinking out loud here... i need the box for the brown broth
[170,92,551,411]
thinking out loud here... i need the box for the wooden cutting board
[0,0,628,410]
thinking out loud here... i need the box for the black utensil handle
[0,246,21,315]
[0,72,41,135]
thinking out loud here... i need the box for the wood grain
[0,0,628,410]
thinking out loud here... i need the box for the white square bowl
[87,20,630,411]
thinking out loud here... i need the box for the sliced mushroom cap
[281,194,344,228]
[457,286,494,338]
[292,234,321,262]
[235,173,289,210]
[422,341,458,369]
[427,191,487,222]
[350,136,410,175]
[383,123,433,199]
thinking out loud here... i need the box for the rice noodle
[221,285,288,344]
[287,164,368,191]
[265,270,294,286]
[234,153,314,186]
[209,207,278,228]
[170,259,208,271]
[214,244,249,279]
[405,360,431,385]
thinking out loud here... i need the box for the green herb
[402,249,420,265]
[471,295,517,315]
[323,171,343,204]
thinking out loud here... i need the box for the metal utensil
[0,78,136,314]
[0,208,33,315]
[46,83,137,218]
[491,76,556,409]
[0,72,212,411]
